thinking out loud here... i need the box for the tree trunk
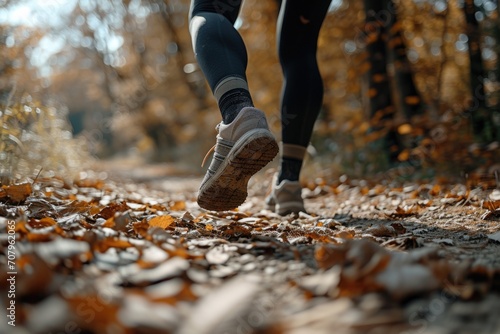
[386,0,423,121]
[463,0,492,142]
[364,0,394,128]
[363,0,400,163]
[493,0,500,141]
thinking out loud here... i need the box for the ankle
[278,157,302,183]
[219,89,253,124]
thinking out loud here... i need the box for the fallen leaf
[28,217,57,229]
[382,236,422,250]
[148,215,175,229]
[124,257,190,286]
[387,206,420,218]
[74,178,105,189]
[133,220,150,237]
[206,246,230,265]
[1,182,32,203]
[97,202,130,219]
[390,222,407,235]
[67,294,122,333]
[483,200,500,211]
[169,200,186,211]
[177,276,260,334]
[334,230,356,239]
[375,263,440,300]
[306,232,336,243]
[366,224,396,237]
[95,238,134,253]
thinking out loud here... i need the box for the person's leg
[189,0,279,211]
[189,0,252,124]
[277,0,331,183]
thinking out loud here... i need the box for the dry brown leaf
[306,232,336,243]
[28,217,57,229]
[390,222,407,234]
[102,217,115,228]
[15,254,54,299]
[74,178,105,189]
[387,205,420,218]
[169,200,186,211]
[366,224,396,237]
[221,225,251,238]
[148,215,175,229]
[382,236,422,250]
[97,202,130,219]
[315,244,348,270]
[483,200,500,211]
[428,184,442,196]
[67,294,122,333]
[1,182,32,203]
[95,238,134,253]
[27,233,55,242]
[167,247,192,259]
[15,221,30,236]
[334,230,356,239]
[133,220,150,237]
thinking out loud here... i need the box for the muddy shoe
[265,177,305,215]
[198,107,279,211]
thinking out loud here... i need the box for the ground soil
[1,160,499,334]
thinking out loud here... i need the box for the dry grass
[0,97,90,184]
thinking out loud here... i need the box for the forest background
[1,0,499,183]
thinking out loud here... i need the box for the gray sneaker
[198,107,279,211]
[265,177,305,215]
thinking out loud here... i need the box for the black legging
[189,0,331,147]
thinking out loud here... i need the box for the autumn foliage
[1,0,499,184]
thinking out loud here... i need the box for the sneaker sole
[197,129,279,211]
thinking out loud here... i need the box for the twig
[33,167,43,184]
[4,82,17,109]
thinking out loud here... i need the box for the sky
[0,0,78,27]
[0,0,124,77]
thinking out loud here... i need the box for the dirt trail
[1,163,499,333]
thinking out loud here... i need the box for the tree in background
[463,0,499,143]
[45,0,210,161]
[362,0,423,163]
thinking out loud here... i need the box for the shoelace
[201,144,216,168]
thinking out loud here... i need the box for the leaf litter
[1,171,500,333]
